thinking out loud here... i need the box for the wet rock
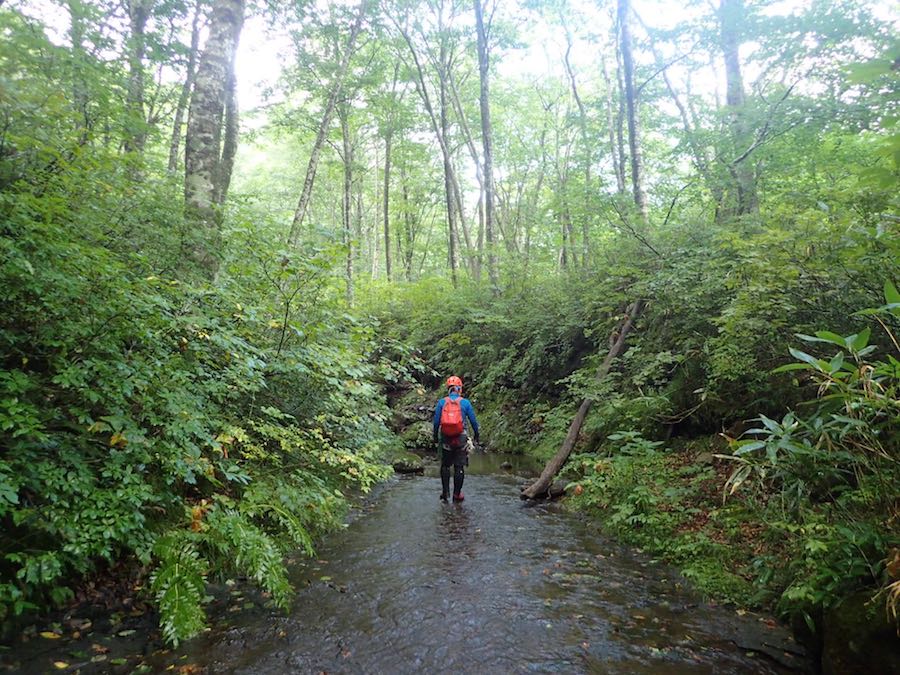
[821,591,900,675]
[391,451,425,474]
[399,421,433,450]
[548,481,570,499]
[500,461,513,470]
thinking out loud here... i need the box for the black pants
[440,433,468,497]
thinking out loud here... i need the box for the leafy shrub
[720,283,900,627]
[0,156,399,641]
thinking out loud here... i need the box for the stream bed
[4,453,809,673]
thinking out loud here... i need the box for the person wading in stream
[433,376,480,503]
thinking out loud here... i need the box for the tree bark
[563,34,591,265]
[383,132,392,281]
[214,64,238,204]
[401,174,415,281]
[719,0,758,218]
[602,56,625,195]
[288,0,366,245]
[396,19,461,284]
[447,68,482,279]
[67,0,90,141]
[474,0,498,292]
[522,299,645,500]
[124,0,150,155]
[614,43,628,197]
[439,63,460,285]
[618,0,647,219]
[183,0,244,276]
[339,105,354,305]
[169,0,203,171]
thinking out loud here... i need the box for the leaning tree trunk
[183,0,244,277]
[396,19,465,284]
[474,0,499,293]
[288,0,366,245]
[618,0,647,220]
[522,299,644,500]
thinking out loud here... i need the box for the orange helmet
[446,375,463,390]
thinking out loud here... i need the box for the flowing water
[5,453,809,673]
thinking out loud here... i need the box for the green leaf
[733,440,766,456]
[772,362,812,374]
[885,280,900,306]
[828,352,844,373]
[850,327,871,352]
[789,348,824,371]
[758,414,780,432]
[812,331,848,347]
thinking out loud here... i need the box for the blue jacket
[433,393,479,440]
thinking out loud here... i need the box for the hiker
[433,375,480,503]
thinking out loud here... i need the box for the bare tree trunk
[288,0,366,244]
[371,142,380,279]
[214,64,238,204]
[395,20,460,284]
[339,105,354,305]
[601,56,625,195]
[563,34,591,266]
[401,174,415,281]
[522,299,645,500]
[447,69,482,279]
[719,0,758,218]
[614,43,628,197]
[183,0,244,277]
[555,133,575,270]
[474,0,499,292]
[649,45,724,214]
[67,0,90,141]
[382,133,392,281]
[618,0,647,219]
[124,0,150,155]
[169,0,203,171]
[440,72,460,285]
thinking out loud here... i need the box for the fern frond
[149,534,207,646]
[205,509,292,609]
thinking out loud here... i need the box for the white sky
[235,0,890,112]
[12,0,898,118]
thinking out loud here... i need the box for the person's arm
[432,398,444,445]
[463,399,480,443]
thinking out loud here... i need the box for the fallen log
[521,299,644,500]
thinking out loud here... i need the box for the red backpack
[440,397,465,437]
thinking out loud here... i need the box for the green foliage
[150,534,207,647]
[565,435,754,604]
[720,287,899,627]
[0,82,400,646]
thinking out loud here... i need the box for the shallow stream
[5,453,809,673]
